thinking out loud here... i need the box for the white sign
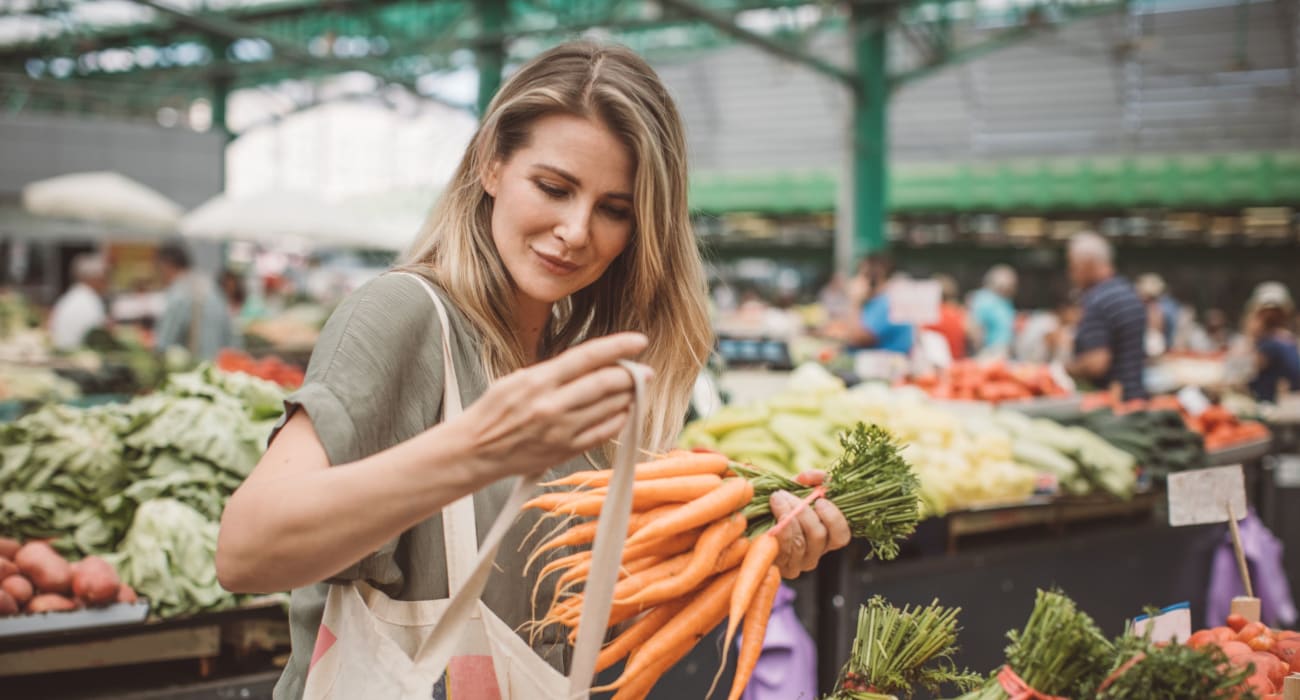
[888,279,942,326]
[1177,386,1212,417]
[1167,465,1248,527]
[1131,603,1192,644]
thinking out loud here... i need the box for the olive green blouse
[270,273,587,700]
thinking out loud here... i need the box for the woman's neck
[515,295,552,364]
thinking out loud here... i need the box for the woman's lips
[532,248,580,275]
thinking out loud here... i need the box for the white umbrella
[182,191,358,247]
[334,188,439,252]
[21,171,183,233]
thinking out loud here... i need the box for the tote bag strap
[394,272,476,593]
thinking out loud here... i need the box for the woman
[1245,281,1300,402]
[215,42,849,699]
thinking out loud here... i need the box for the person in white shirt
[49,254,109,350]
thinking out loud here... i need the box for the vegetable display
[1081,393,1271,452]
[0,538,135,617]
[680,368,1137,516]
[826,597,980,699]
[954,590,1113,700]
[905,360,1071,403]
[1186,612,1300,697]
[527,423,921,700]
[0,365,284,617]
[215,348,305,388]
[1074,408,1207,481]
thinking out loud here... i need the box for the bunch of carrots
[522,423,921,700]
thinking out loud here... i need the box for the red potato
[71,556,119,606]
[0,590,15,616]
[2,575,32,606]
[1246,652,1287,687]
[0,538,19,560]
[116,584,137,604]
[14,542,71,594]
[26,593,77,614]
[0,557,16,581]
[1221,640,1253,660]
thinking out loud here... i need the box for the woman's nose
[554,205,592,247]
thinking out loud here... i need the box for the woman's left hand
[767,470,852,578]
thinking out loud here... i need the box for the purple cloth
[1207,510,1298,628]
[739,584,818,700]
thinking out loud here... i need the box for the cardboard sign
[1167,465,1247,527]
[1131,602,1192,643]
[888,279,941,326]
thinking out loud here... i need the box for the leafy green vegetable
[0,364,284,617]
[108,499,230,618]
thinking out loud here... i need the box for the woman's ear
[481,160,502,198]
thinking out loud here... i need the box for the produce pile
[1186,612,1300,697]
[1075,408,1207,481]
[0,364,79,403]
[947,590,1276,700]
[216,348,305,388]
[1081,394,1271,452]
[0,365,284,617]
[905,360,1071,403]
[525,424,921,700]
[679,366,1136,516]
[825,597,980,699]
[0,538,137,617]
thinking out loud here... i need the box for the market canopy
[181,190,426,252]
[21,171,184,234]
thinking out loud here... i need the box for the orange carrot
[625,478,754,548]
[595,599,688,673]
[723,532,780,655]
[552,474,725,516]
[522,491,590,512]
[543,452,733,488]
[593,568,739,694]
[616,514,745,608]
[722,565,781,700]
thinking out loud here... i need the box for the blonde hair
[400,41,712,451]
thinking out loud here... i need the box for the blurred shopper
[49,253,109,350]
[1245,282,1300,403]
[923,274,967,360]
[154,243,242,361]
[969,264,1017,357]
[1136,273,1179,357]
[834,253,914,354]
[1065,233,1148,399]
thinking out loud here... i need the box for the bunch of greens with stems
[825,596,981,699]
[955,589,1113,700]
[732,423,920,561]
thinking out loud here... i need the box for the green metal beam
[657,0,857,87]
[851,2,889,255]
[477,0,509,117]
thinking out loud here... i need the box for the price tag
[1130,602,1192,643]
[1177,386,1211,417]
[1167,465,1247,526]
[888,279,941,326]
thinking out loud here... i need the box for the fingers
[565,390,633,436]
[546,364,643,412]
[794,470,826,487]
[543,333,648,385]
[571,407,630,453]
[768,491,805,578]
[814,498,852,551]
[792,496,828,572]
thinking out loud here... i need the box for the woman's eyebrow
[534,163,632,201]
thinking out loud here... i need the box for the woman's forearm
[216,422,494,593]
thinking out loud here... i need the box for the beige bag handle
[398,273,646,696]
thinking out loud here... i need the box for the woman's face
[483,113,635,307]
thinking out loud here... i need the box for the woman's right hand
[449,332,651,480]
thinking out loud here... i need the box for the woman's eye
[536,181,567,199]
[603,205,632,221]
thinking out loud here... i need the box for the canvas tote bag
[302,272,646,699]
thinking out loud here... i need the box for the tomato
[1236,622,1267,643]
[1249,634,1276,652]
[1226,613,1249,632]
[1189,629,1218,649]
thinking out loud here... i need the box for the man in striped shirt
[1065,232,1150,400]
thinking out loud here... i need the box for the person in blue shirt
[1246,282,1300,403]
[969,265,1017,356]
[837,254,915,354]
